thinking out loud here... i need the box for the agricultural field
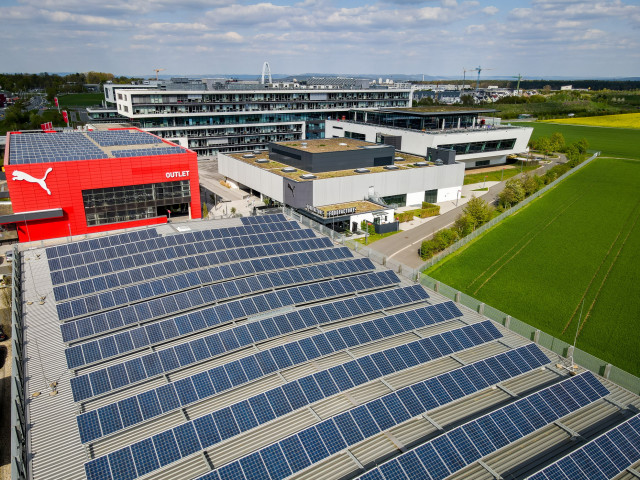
[426,157,640,376]
[511,121,640,159]
[57,93,104,107]
[542,113,640,129]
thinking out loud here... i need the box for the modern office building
[326,108,533,169]
[109,81,412,156]
[2,128,200,242]
[218,138,464,231]
[10,213,640,480]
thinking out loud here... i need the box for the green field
[511,121,640,159]
[57,93,104,107]
[426,157,640,376]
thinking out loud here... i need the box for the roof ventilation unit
[243,154,255,158]
[255,159,269,163]
[300,174,317,179]
[383,165,399,170]
[282,167,297,173]
[339,142,348,146]
[354,168,370,173]
[415,161,428,167]
[394,156,404,161]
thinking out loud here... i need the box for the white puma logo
[12,168,53,195]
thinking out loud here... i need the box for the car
[5,251,13,263]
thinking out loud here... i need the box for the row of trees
[420,196,494,259]
[0,72,141,95]
[0,99,65,136]
[529,133,589,163]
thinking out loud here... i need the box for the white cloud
[482,6,499,15]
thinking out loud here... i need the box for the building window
[475,160,490,167]
[82,180,190,226]
[424,189,437,203]
[345,131,366,140]
[382,194,406,207]
[439,138,517,155]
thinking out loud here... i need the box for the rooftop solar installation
[7,129,185,165]
[8,131,108,164]
[14,213,640,480]
[86,130,164,147]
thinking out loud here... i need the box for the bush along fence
[418,151,601,270]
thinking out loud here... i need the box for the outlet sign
[166,170,189,179]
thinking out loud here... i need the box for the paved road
[368,159,564,269]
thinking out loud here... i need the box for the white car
[5,251,13,263]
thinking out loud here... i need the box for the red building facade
[3,129,201,242]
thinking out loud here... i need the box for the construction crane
[461,67,475,92]
[472,66,493,91]
[153,68,165,81]
[512,73,525,95]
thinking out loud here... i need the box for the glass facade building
[83,180,191,226]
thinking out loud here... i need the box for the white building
[109,82,412,156]
[218,138,464,231]
[326,108,533,169]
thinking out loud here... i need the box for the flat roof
[6,128,189,165]
[14,213,640,480]
[228,150,432,181]
[275,138,387,154]
[309,200,388,216]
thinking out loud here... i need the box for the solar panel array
[65,281,429,369]
[527,413,640,480]
[76,296,462,443]
[47,217,299,278]
[57,250,370,321]
[356,372,610,480]
[112,146,185,157]
[69,269,400,403]
[54,235,330,302]
[9,132,108,164]
[32,213,631,480]
[82,341,550,480]
[87,130,164,147]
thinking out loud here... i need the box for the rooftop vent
[243,154,255,158]
[394,156,404,161]
[354,168,370,173]
[415,161,428,167]
[255,159,269,164]
[300,174,317,179]
[282,167,297,173]
[339,142,348,146]
[435,159,444,166]
[301,142,307,146]
[383,165,399,170]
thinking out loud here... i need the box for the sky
[1,0,639,78]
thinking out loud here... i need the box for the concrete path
[367,159,564,269]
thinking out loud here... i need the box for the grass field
[57,93,104,107]
[511,121,640,159]
[464,163,539,185]
[426,157,640,376]
[541,113,640,129]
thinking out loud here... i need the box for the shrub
[395,211,414,223]
[453,214,474,237]
[419,227,458,259]
[499,177,526,208]
[419,204,440,217]
[463,196,493,230]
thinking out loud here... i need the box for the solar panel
[527,413,640,480]
[87,342,551,480]
[76,318,506,444]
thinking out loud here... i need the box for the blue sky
[1,0,639,77]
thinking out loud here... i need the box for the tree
[550,132,565,152]
[460,95,475,106]
[521,174,541,197]
[536,137,552,158]
[202,202,208,219]
[453,214,474,237]
[463,196,493,230]
[576,138,589,154]
[498,178,526,208]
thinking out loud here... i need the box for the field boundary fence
[419,151,601,270]
[418,274,640,395]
